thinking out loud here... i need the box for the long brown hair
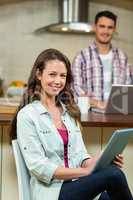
[10,48,80,140]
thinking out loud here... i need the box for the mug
[77,96,90,115]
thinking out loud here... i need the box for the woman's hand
[82,154,101,175]
[112,154,124,168]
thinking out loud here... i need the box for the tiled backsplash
[0,0,133,85]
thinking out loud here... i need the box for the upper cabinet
[0,0,27,5]
[91,0,133,11]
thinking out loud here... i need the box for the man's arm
[125,63,133,84]
[71,53,86,96]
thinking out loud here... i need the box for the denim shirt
[17,100,90,200]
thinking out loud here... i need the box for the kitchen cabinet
[82,127,101,155]
[0,110,18,200]
[0,126,2,198]
[1,125,18,200]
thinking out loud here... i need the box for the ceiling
[0,0,133,11]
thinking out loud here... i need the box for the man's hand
[90,98,107,110]
[80,92,107,110]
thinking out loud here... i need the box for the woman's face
[37,59,67,98]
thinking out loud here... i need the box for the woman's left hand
[113,154,124,168]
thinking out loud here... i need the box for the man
[72,10,133,109]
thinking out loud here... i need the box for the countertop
[0,97,18,125]
[0,105,133,127]
[81,112,133,127]
[0,105,17,125]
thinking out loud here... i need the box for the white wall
[0,0,133,85]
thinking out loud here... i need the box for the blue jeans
[58,166,133,200]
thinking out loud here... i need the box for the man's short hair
[95,10,117,26]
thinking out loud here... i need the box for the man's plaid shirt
[72,42,133,101]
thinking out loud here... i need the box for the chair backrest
[12,140,32,200]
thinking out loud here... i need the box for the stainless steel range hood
[37,0,93,34]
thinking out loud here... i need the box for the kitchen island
[0,108,133,200]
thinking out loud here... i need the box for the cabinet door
[1,126,18,200]
[82,127,102,156]
[122,139,133,192]
[102,127,133,193]
[0,126,2,198]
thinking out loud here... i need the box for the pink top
[57,128,69,167]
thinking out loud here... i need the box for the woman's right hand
[53,154,101,180]
[82,154,101,175]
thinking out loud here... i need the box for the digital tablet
[93,128,133,172]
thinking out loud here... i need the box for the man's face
[94,16,116,44]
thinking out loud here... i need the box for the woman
[11,49,133,200]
